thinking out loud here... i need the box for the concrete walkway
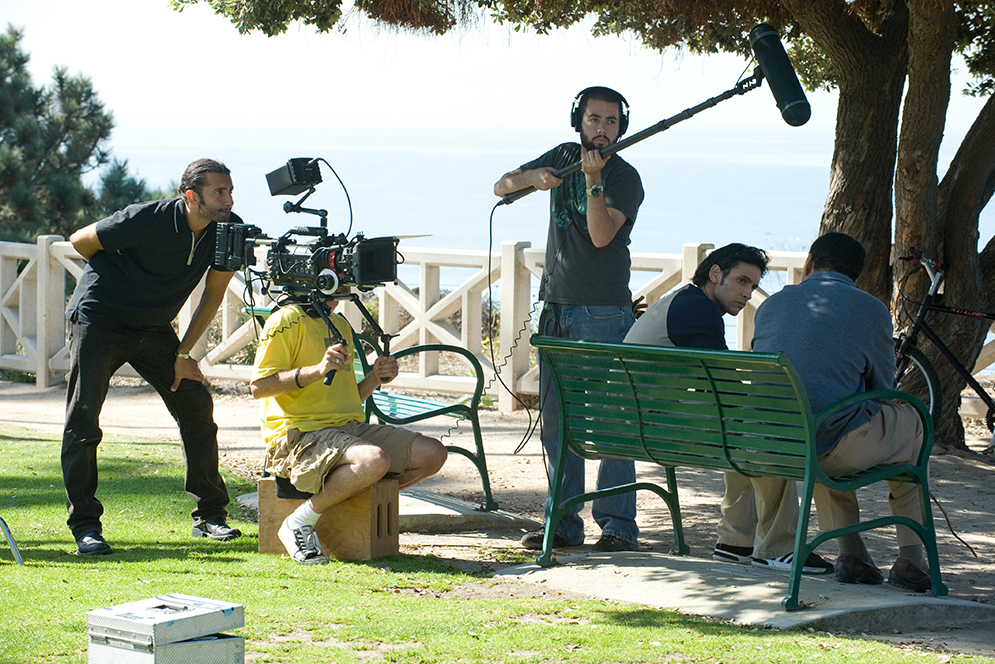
[393,489,995,653]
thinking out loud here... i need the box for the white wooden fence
[3,236,992,413]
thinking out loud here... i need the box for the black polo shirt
[66,198,241,330]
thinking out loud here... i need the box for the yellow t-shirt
[252,305,366,449]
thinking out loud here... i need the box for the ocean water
[101,120,992,298]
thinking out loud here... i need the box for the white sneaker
[752,551,833,575]
[278,519,328,564]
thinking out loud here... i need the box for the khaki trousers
[716,473,799,560]
[812,403,925,547]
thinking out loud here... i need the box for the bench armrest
[390,343,486,406]
[814,389,934,465]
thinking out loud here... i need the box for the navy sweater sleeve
[667,287,727,350]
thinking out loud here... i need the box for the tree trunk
[786,0,909,304]
[932,94,995,449]
[890,0,965,448]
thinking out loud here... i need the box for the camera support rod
[283,187,329,227]
[497,70,764,206]
[314,291,398,386]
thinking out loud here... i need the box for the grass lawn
[0,423,981,664]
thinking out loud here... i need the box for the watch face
[590,185,604,197]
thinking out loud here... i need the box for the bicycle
[894,247,995,455]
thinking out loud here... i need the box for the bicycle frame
[896,250,995,453]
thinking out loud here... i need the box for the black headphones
[570,86,630,137]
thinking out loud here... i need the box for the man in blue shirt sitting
[752,232,931,592]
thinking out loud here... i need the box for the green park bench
[247,306,496,511]
[531,334,945,611]
[351,329,496,511]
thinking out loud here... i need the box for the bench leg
[782,482,818,611]
[445,411,498,511]
[0,516,24,566]
[917,484,948,598]
[663,467,690,555]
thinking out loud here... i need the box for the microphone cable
[484,200,541,454]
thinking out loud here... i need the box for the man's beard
[580,129,613,151]
[198,201,231,223]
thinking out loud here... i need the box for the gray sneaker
[278,519,328,564]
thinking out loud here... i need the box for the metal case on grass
[86,594,244,664]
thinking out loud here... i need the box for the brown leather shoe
[888,558,931,593]
[834,554,884,585]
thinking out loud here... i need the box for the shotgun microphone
[749,24,811,127]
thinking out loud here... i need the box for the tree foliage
[176,0,995,451]
[0,26,156,243]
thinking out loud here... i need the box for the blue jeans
[539,303,638,545]
[62,322,231,539]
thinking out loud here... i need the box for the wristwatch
[586,184,604,197]
[175,351,191,360]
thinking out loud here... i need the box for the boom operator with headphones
[491,83,647,553]
[570,86,630,136]
[485,25,814,552]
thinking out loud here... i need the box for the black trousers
[62,322,230,539]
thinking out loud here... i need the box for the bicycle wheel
[894,339,942,425]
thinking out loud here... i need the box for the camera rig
[214,157,402,384]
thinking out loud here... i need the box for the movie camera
[213,157,400,299]
[214,157,404,385]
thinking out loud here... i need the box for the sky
[7,1,843,153]
[3,0,992,246]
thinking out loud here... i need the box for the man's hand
[632,295,647,319]
[372,354,399,384]
[494,167,562,197]
[581,144,610,178]
[529,167,564,191]
[171,356,204,391]
[319,342,350,378]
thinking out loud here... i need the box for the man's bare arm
[494,167,563,197]
[69,223,104,261]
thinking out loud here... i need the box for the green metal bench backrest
[532,336,819,481]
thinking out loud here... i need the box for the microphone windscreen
[749,24,811,127]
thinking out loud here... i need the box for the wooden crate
[257,477,399,560]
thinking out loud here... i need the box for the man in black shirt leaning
[63,158,242,555]
[494,87,644,552]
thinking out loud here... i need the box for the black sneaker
[712,543,753,564]
[192,519,242,541]
[520,528,572,550]
[591,535,638,552]
[752,551,834,575]
[76,531,112,556]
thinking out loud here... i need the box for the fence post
[682,242,712,282]
[499,241,532,411]
[36,235,65,387]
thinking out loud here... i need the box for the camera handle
[313,291,398,386]
[345,293,398,384]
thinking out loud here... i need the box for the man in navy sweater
[626,243,833,575]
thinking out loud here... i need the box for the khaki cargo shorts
[267,421,418,495]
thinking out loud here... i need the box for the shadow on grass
[1,425,256,568]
